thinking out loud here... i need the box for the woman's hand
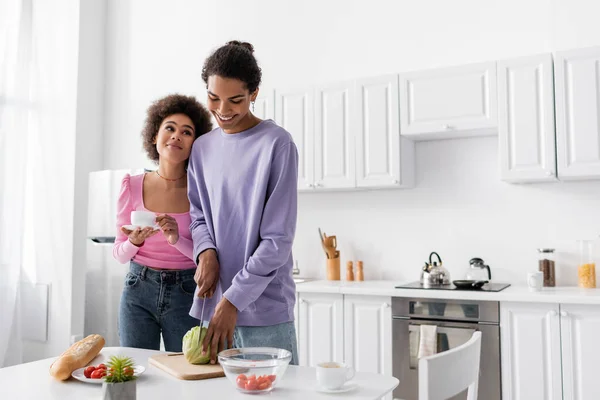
[156,214,179,245]
[202,298,237,364]
[195,249,220,298]
[121,226,159,246]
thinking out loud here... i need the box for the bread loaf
[49,334,105,381]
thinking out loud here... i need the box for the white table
[0,347,399,399]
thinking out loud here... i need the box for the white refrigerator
[84,169,144,346]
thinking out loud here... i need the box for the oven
[392,297,501,400]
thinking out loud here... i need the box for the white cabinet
[559,304,600,400]
[555,46,600,180]
[400,62,497,140]
[297,293,344,367]
[355,75,415,188]
[253,88,275,120]
[500,302,562,400]
[275,87,314,191]
[344,295,392,400]
[501,302,600,400]
[297,293,393,398]
[498,54,557,183]
[314,81,356,189]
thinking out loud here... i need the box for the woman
[187,41,299,364]
[113,94,212,351]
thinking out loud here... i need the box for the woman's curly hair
[141,94,213,163]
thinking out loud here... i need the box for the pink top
[112,173,196,270]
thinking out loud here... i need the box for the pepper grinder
[356,261,364,281]
[346,261,354,281]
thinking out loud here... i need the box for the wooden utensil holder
[326,257,341,281]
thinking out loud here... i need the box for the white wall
[70,0,106,344]
[101,0,600,287]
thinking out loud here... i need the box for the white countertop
[0,347,398,400]
[295,279,600,304]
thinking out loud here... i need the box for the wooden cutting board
[148,353,225,380]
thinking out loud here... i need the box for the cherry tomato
[123,367,134,376]
[257,381,271,390]
[83,366,96,378]
[97,363,106,369]
[245,379,258,391]
[90,369,106,379]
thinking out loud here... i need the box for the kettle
[466,257,492,281]
[420,251,451,287]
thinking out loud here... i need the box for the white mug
[527,271,543,292]
[316,361,355,390]
[130,210,156,227]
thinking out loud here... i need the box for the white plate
[71,365,145,384]
[316,381,359,393]
[122,224,159,231]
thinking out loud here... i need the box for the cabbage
[182,326,211,365]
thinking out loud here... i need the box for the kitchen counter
[295,279,600,304]
[0,347,398,400]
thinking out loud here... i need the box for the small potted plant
[101,355,137,400]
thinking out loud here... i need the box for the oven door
[392,319,501,400]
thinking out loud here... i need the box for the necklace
[155,170,186,182]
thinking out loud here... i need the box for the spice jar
[537,249,556,287]
[578,240,597,288]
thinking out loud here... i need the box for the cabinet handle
[550,310,558,317]
[392,179,399,184]
[561,311,568,317]
[546,171,554,177]
[306,183,314,188]
[300,299,306,304]
[443,124,454,130]
[315,182,323,188]
[383,303,390,308]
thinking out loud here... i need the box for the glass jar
[537,249,556,287]
[578,240,596,288]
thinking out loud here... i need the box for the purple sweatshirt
[187,119,298,326]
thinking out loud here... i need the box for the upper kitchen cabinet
[253,88,275,120]
[275,87,315,191]
[497,54,557,183]
[399,61,498,140]
[314,81,356,189]
[555,46,600,180]
[355,75,415,188]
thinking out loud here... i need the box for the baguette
[49,334,105,381]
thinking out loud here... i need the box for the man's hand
[195,249,219,298]
[202,298,237,364]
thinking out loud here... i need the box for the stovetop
[395,281,511,292]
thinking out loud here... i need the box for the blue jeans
[118,262,198,352]
[234,322,299,366]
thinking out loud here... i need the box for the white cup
[316,361,355,390]
[130,210,156,227]
[527,271,543,292]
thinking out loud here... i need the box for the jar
[578,240,597,288]
[537,249,556,287]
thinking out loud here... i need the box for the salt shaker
[356,261,364,281]
[346,261,354,281]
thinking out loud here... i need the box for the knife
[197,293,206,347]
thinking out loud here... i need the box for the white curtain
[0,0,32,367]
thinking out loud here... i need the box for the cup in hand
[130,210,156,228]
[527,271,543,292]
[316,361,355,390]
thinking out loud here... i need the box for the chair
[418,331,482,400]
